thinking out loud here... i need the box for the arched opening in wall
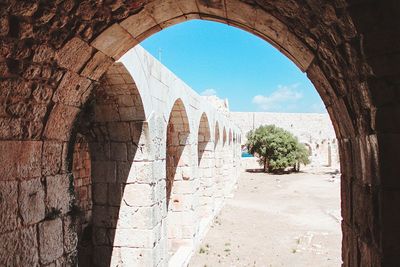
[197,113,213,220]
[214,122,220,150]
[304,143,313,156]
[68,62,147,267]
[197,113,211,166]
[6,1,394,266]
[165,98,193,256]
[222,127,227,147]
[134,17,343,266]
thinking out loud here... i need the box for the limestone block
[108,183,123,206]
[110,142,127,161]
[42,141,63,176]
[19,177,45,225]
[0,181,19,233]
[92,161,116,183]
[120,9,158,39]
[169,194,194,212]
[113,228,155,248]
[92,205,119,228]
[52,71,92,107]
[123,183,155,207]
[117,205,160,230]
[126,161,153,183]
[46,174,71,214]
[94,104,119,122]
[92,226,108,245]
[118,247,154,267]
[0,141,42,181]
[63,216,78,254]
[39,218,63,264]
[55,37,93,72]
[93,182,108,205]
[0,226,38,266]
[91,23,138,60]
[146,0,183,24]
[44,104,80,141]
[171,180,195,195]
[108,122,131,142]
[81,51,114,81]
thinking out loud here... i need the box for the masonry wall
[231,112,340,168]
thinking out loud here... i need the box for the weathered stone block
[91,23,138,60]
[19,177,45,225]
[0,181,19,233]
[92,161,116,183]
[39,218,63,264]
[123,183,155,207]
[63,216,78,254]
[93,183,108,205]
[0,141,42,181]
[44,104,80,141]
[55,37,93,72]
[108,183,122,206]
[52,71,92,107]
[46,174,71,214]
[81,51,114,80]
[0,226,38,266]
[110,142,127,161]
[42,141,63,176]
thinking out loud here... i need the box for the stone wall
[231,112,340,168]
[1,1,399,266]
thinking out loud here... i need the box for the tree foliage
[246,125,310,173]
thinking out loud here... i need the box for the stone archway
[165,98,194,256]
[71,62,150,267]
[197,113,213,220]
[1,1,399,265]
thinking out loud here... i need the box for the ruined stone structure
[232,112,340,168]
[1,1,399,266]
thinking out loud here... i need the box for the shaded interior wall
[71,134,93,266]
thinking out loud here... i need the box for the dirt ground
[189,161,342,267]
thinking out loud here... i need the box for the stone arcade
[0,1,399,266]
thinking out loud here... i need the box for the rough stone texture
[0,181,19,233]
[46,174,71,214]
[39,218,64,265]
[0,0,399,266]
[0,141,42,181]
[19,177,45,225]
[0,226,39,266]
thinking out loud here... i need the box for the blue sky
[141,20,326,113]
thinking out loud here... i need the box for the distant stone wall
[231,112,340,168]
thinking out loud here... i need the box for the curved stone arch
[303,142,313,156]
[214,121,221,150]
[165,98,191,203]
[197,112,211,166]
[165,98,195,255]
[222,127,227,147]
[66,62,150,266]
[1,1,398,265]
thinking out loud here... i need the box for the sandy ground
[189,160,342,267]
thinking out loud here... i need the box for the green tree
[246,125,310,173]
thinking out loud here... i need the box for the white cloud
[201,88,217,96]
[252,84,303,112]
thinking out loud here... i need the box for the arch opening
[165,98,194,256]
